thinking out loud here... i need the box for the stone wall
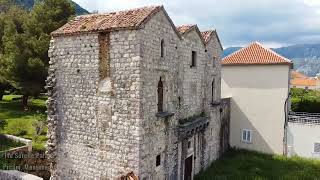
[138,10,181,179]
[137,10,223,179]
[48,31,142,179]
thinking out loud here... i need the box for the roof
[291,71,309,79]
[221,42,292,66]
[201,30,214,43]
[52,6,162,36]
[51,5,223,48]
[176,24,196,34]
[201,30,223,50]
[291,78,317,87]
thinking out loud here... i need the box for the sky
[73,0,320,48]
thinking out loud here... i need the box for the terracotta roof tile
[176,24,196,34]
[291,71,309,79]
[222,42,292,65]
[201,30,214,43]
[52,6,162,36]
[291,78,317,86]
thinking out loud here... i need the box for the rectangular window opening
[156,154,161,166]
[191,51,197,67]
[188,140,191,149]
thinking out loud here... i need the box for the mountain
[223,44,320,77]
[222,47,241,57]
[14,0,89,15]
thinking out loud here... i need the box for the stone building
[47,5,223,180]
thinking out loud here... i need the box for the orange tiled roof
[176,24,196,34]
[291,71,309,79]
[291,78,317,87]
[222,42,292,66]
[52,6,162,36]
[201,30,214,44]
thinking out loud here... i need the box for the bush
[291,88,320,113]
[0,119,7,131]
[6,121,28,136]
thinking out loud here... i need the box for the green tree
[0,0,75,109]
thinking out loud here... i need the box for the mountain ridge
[223,44,320,76]
[14,0,89,15]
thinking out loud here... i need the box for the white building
[221,42,292,154]
[287,112,320,159]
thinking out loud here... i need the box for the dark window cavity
[160,39,165,58]
[156,154,161,166]
[188,140,191,149]
[157,77,164,112]
[191,51,197,67]
[212,79,215,103]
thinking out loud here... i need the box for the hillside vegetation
[14,0,88,15]
[291,88,320,113]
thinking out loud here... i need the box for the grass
[195,149,320,180]
[0,95,47,150]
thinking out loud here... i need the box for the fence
[288,111,320,125]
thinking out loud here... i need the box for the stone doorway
[184,155,193,180]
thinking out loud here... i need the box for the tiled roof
[176,24,196,34]
[291,78,317,87]
[201,30,214,44]
[291,71,309,79]
[52,6,162,36]
[222,42,292,66]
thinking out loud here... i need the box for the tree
[0,6,41,109]
[0,0,75,109]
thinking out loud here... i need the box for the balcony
[178,115,210,140]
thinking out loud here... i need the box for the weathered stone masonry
[48,5,224,180]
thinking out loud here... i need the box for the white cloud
[304,0,320,7]
[73,0,320,47]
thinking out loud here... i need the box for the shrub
[291,88,320,113]
[0,119,7,131]
[6,121,28,136]
[32,113,47,138]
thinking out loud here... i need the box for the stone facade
[47,6,223,180]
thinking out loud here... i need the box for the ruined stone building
[47,5,224,180]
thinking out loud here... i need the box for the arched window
[160,39,164,57]
[211,79,215,103]
[158,77,164,112]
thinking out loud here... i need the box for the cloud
[73,0,320,48]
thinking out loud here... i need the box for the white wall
[287,123,320,159]
[290,85,316,90]
[222,65,290,154]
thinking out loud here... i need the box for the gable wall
[222,65,290,154]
